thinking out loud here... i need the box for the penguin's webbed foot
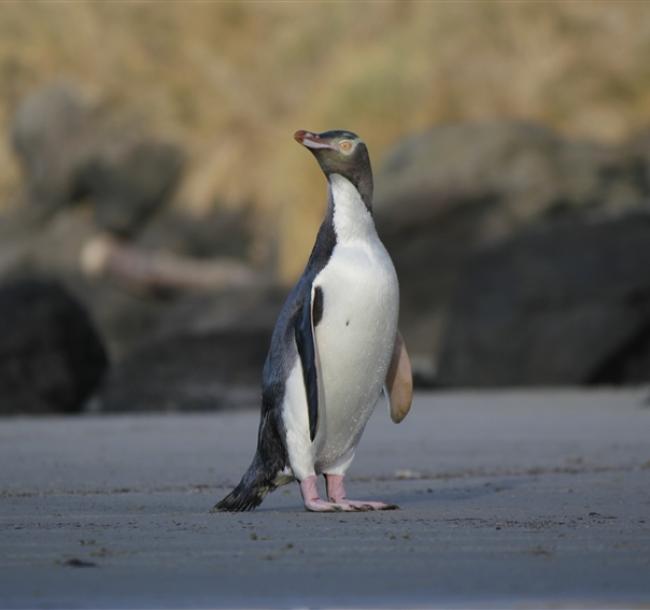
[325,474,399,511]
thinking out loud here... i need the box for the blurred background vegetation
[1,0,650,415]
[2,1,650,277]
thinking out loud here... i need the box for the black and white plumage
[214,129,412,512]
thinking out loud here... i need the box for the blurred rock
[437,212,650,386]
[0,190,271,408]
[11,83,92,212]
[97,286,285,411]
[97,329,268,412]
[70,279,175,359]
[11,83,184,236]
[156,286,286,338]
[0,206,98,280]
[374,121,650,369]
[86,281,284,359]
[81,140,184,236]
[0,278,108,414]
[80,234,263,299]
[137,205,254,260]
[0,204,257,306]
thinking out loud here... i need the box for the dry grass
[1,0,650,279]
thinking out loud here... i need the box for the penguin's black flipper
[294,285,323,441]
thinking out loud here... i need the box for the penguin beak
[294,130,335,150]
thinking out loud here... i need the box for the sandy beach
[1,389,649,608]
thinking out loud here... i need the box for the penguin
[213,129,413,512]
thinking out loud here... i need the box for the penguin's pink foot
[325,474,399,511]
[300,476,359,512]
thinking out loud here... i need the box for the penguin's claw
[332,500,370,511]
[304,499,349,512]
[333,500,399,511]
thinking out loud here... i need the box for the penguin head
[294,129,373,205]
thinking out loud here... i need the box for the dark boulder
[97,286,286,411]
[374,121,650,370]
[0,278,108,414]
[437,212,650,386]
[98,329,269,412]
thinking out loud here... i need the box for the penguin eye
[339,140,353,153]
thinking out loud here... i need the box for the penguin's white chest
[312,231,399,471]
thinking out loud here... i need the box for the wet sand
[1,389,650,608]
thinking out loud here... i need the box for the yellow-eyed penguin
[214,129,412,512]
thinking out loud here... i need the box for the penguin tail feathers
[211,455,279,512]
[212,480,268,512]
[212,409,290,512]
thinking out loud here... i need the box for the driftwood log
[81,234,264,295]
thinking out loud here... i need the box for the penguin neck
[327,173,376,244]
